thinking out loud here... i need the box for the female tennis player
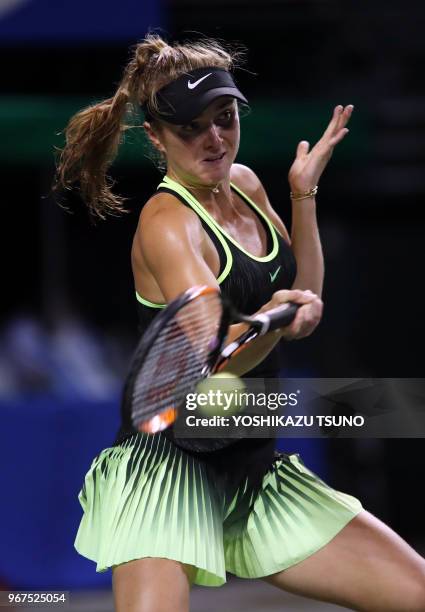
[57,35,425,611]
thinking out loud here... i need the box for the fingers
[328,127,349,147]
[271,288,319,306]
[322,105,343,139]
[268,289,322,316]
[269,289,323,340]
[324,104,354,140]
[296,140,310,158]
[307,104,353,161]
[289,105,354,194]
[333,105,354,139]
[338,104,354,128]
[328,104,354,146]
[281,297,324,340]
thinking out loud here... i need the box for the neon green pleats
[75,434,362,586]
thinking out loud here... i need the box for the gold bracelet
[290,185,318,201]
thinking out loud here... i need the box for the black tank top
[115,175,297,490]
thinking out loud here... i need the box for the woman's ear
[143,121,165,154]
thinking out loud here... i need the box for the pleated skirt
[74,433,363,586]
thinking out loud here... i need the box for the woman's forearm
[290,196,324,298]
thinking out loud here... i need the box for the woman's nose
[205,124,223,147]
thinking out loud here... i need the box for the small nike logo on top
[269,265,281,283]
[188,73,212,89]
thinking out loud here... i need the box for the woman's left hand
[288,104,354,193]
[279,290,324,341]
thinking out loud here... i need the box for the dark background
[0,0,424,591]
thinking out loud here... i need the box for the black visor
[142,67,248,125]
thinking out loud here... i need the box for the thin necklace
[168,174,221,195]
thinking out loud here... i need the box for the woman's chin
[198,164,230,186]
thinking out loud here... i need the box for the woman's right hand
[260,289,324,341]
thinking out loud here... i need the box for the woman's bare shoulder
[135,190,204,258]
[139,190,197,223]
[230,163,263,197]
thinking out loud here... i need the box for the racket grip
[254,302,300,334]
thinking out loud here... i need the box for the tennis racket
[127,285,299,438]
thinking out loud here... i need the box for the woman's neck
[165,169,234,210]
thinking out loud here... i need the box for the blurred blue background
[0,0,162,41]
[0,0,424,596]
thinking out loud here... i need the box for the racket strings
[134,304,217,373]
[132,319,218,417]
[139,315,210,360]
[131,293,222,424]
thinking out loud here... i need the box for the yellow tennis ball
[195,372,247,417]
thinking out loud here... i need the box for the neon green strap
[229,182,279,261]
[134,177,235,310]
[162,175,279,262]
[135,291,166,308]
[158,176,233,284]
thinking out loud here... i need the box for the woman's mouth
[203,152,226,163]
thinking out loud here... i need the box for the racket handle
[253,302,300,335]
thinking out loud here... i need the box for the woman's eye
[217,110,234,124]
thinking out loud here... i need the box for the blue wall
[0,0,164,42]
[0,395,120,589]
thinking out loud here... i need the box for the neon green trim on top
[162,175,279,263]
[135,291,166,308]
[133,177,236,310]
[158,177,233,285]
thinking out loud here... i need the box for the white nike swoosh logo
[269,265,282,283]
[188,73,212,89]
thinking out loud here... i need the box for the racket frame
[128,286,225,433]
[128,285,299,433]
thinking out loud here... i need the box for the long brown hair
[54,34,242,220]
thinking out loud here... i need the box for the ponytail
[54,34,241,219]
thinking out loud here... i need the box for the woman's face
[155,97,240,187]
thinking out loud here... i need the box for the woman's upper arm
[136,194,219,303]
[231,163,291,244]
